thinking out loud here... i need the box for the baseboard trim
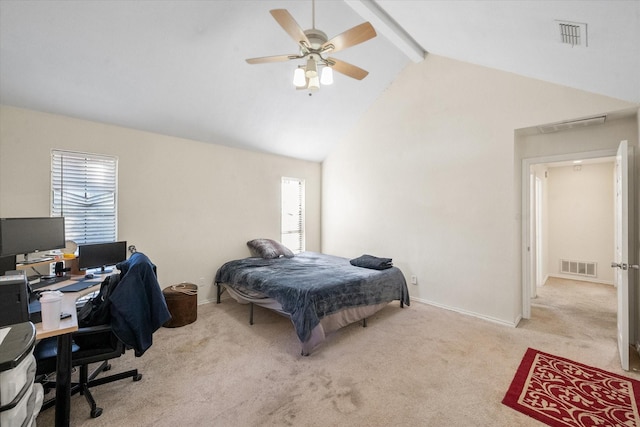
[200,293,234,305]
[409,296,518,327]
[540,274,550,286]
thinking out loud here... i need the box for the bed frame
[214,252,410,355]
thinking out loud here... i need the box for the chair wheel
[103,364,111,372]
[91,407,103,418]
[133,374,142,381]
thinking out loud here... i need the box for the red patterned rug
[502,348,640,427]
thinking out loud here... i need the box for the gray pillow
[247,239,294,259]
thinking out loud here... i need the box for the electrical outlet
[411,275,417,285]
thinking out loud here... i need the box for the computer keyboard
[31,275,69,289]
[46,275,69,284]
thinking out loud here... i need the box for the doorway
[532,156,616,292]
[521,148,640,370]
[521,148,617,319]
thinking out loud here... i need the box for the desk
[34,276,102,427]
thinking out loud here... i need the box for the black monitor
[0,217,66,259]
[0,255,16,276]
[78,241,127,272]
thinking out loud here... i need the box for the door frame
[534,175,543,289]
[521,148,617,318]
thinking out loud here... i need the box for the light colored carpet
[36,277,639,426]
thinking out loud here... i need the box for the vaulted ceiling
[1,1,638,162]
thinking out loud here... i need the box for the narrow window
[281,177,305,253]
[51,150,118,245]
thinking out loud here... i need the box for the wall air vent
[560,259,597,278]
[556,20,588,47]
[537,115,606,134]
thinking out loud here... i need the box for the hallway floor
[529,276,639,372]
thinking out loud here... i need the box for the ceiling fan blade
[246,54,297,64]
[328,58,369,80]
[270,9,310,47]
[322,22,376,54]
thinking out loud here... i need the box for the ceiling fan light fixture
[305,58,318,78]
[308,75,320,92]
[320,66,333,85]
[293,67,306,87]
[247,4,377,93]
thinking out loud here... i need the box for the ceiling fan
[246,0,377,93]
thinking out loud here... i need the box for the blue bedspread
[215,252,410,343]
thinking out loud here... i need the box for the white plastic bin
[0,381,33,427]
[0,322,38,427]
[0,353,36,406]
[24,383,44,427]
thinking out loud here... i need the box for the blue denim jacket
[110,252,171,356]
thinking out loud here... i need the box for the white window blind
[281,177,305,253]
[51,150,118,245]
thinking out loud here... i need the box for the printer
[0,271,30,327]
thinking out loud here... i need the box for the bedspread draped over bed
[215,252,410,343]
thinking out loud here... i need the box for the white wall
[0,106,322,304]
[322,54,638,326]
[546,162,615,284]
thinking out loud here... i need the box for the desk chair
[34,252,170,418]
[34,324,141,418]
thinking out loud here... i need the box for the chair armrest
[73,324,112,336]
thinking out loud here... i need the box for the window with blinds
[281,177,305,253]
[51,150,118,245]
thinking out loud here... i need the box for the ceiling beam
[345,0,425,63]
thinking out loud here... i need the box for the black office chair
[35,324,141,418]
[35,252,170,418]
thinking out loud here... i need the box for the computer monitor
[0,217,66,258]
[0,255,16,276]
[78,241,127,272]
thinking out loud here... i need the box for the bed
[214,251,410,355]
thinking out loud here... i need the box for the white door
[613,140,630,371]
[535,176,543,288]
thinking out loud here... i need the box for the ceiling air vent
[556,20,588,47]
[537,115,606,134]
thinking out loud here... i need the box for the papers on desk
[0,327,10,346]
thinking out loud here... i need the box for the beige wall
[322,54,638,326]
[546,162,615,284]
[0,106,322,304]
